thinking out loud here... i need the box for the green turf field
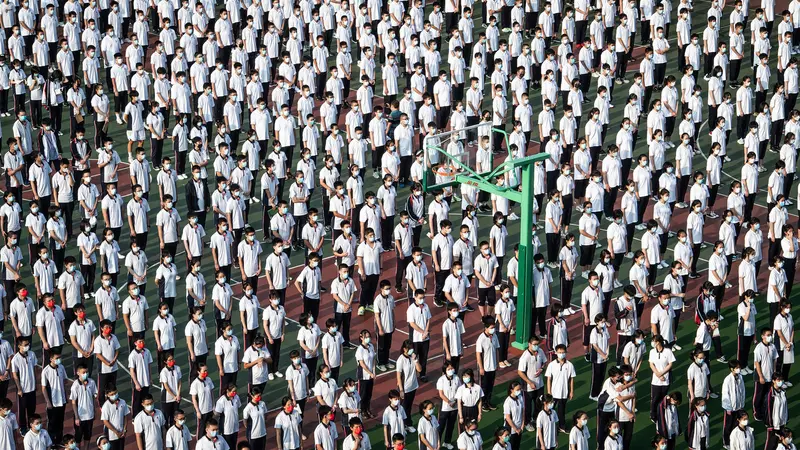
[1,0,799,446]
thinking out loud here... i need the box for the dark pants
[753,380,767,420]
[650,384,669,421]
[377,331,393,365]
[46,405,65,444]
[401,389,416,426]
[480,370,496,407]
[413,340,430,377]
[359,274,379,307]
[334,311,352,346]
[438,409,458,443]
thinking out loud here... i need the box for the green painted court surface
[1,0,799,447]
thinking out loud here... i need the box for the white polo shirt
[407,303,431,342]
[313,422,338,450]
[40,363,67,407]
[356,242,382,275]
[189,377,215,414]
[213,395,241,435]
[133,410,166,450]
[209,232,234,266]
[125,251,149,285]
[68,319,96,354]
[122,295,149,332]
[236,241,263,278]
[442,318,465,357]
[649,347,676,386]
[94,334,121,373]
[274,410,303,449]
[181,224,206,257]
[321,331,344,368]
[264,251,289,289]
[126,198,151,233]
[69,379,98,420]
[262,305,286,339]
[128,348,153,387]
[101,399,130,441]
[35,306,65,347]
[156,208,181,243]
[11,351,38,393]
[152,314,177,350]
[544,360,576,399]
[184,319,209,356]
[476,332,499,371]
[242,345,271,383]
[214,335,240,373]
[9,298,34,336]
[242,401,269,439]
[165,425,191,450]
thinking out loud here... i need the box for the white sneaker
[613,280,623,289]
[786,381,793,387]
[787,199,794,206]
[253,197,260,203]
[672,344,682,351]
[275,372,284,378]
[405,426,416,433]
[581,270,589,279]
[116,118,123,125]
[268,373,275,380]
[373,171,380,179]
[509,213,520,220]
[624,252,634,258]
[737,139,744,145]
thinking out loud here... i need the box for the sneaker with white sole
[405,426,416,433]
[358,306,366,315]
[509,213,520,220]
[613,280,623,288]
[268,373,275,380]
[275,372,284,378]
[581,271,589,279]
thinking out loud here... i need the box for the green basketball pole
[423,129,548,350]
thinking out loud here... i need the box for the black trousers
[650,384,668,421]
[524,388,543,425]
[377,331,393,365]
[413,340,430,377]
[46,405,65,444]
[266,338,281,373]
[334,311,352,346]
[438,409,458,443]
[738,334,754,369]
[359,274,379,307]
[480,370,496,406]
[590,360,607,398]
[401,389,416,426]
[358,378,374,412]
[753,380,767,420]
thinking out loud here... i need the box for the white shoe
[373,171,380,179]
[724,156,732,162]
[672,344,682,351]
[786,381,793,387]
[613,280,623,289]
[709,392,720,398]
[676,202,688,208]
[737,139,744,145]
[268,373,275,380]
[787,199,794,206]
[509,213,520,220]
[405,426,416,433]
[116,118,123,125]
[624,252,634,258]
[581,270,589,279]
[252,197,260,203]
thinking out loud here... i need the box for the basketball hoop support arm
[451,153,549,351]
